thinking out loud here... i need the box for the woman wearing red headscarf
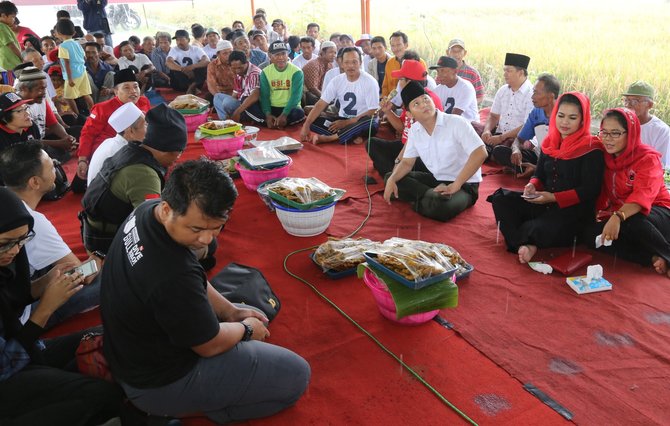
[585,108,670,277]
[490,92,604,263]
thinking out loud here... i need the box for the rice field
[141,0,670,122]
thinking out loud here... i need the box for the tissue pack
[565,276,612,294]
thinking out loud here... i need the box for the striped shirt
[234,62,261,98]
[457,61,484,102]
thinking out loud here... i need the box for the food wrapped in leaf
[314,238,379,271]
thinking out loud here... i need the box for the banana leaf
[357,263,458,319]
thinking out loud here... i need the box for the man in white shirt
[291,36,315,69]
[383,81,488,222]
[300,47,379,145]
[622,81,670,167]
[355,34,372,71]
[429,56,479,123]
[16,67,77,162]
[87,102,147,185]
[306,23,321,54]
[166,29,210,93]
[481,53,533,158]
[202,28,220,59]
[0,141,102,326]
[118,40,155,92]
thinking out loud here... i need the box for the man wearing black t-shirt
[100,159,310,423]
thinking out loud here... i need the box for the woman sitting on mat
[0,188,122,424]
[584,108,670,277]
[490,92,604,263]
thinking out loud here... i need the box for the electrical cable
[281,109,478,425]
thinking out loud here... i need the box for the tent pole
[250,0,256,17]
[360,0,366,35]
[365,0,371,33]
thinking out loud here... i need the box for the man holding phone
[0,141,102,328]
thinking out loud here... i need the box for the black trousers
[583,205,670,266]
[367,137,429,177]
[489,188,588,252]
[169,68,207,92]
[0,328,122,426]
[386,171,479,222]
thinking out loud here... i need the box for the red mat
[39,117,668,425]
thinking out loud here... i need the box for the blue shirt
[250,49,268,67]
[518,107,549,141]
[86,60,113,89]
[151,48,169,74]
[58,39,86,80]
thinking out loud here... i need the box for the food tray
[176,104,208,115]
[199,120,243,136]
[456,263,474,280]
[268,187,345,211]
[363,252,457,290]
[310,252,357,279]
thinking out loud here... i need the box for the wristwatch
[241,322,253,342]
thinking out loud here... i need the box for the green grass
[140,0,670,122]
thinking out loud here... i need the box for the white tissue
[595,234,613,249]
[528,262,553,274]
[583,264,603,284]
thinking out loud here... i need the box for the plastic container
[362,268,439,325]
[271,201,335,237]
[243,126,260,144]
[199,121,242,136]
[363,252,457,290]
[201,134,245,160]
[309,252,357,279]
[256,178,283,212]
[183,111,209,132]
[235,157,292,191]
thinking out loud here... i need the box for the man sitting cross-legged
[491,73,560,177]
[481,53,534,159]
[300,46,379,145]
[383,81,488,222]
[100,159,310,423]
[245,40,304,129]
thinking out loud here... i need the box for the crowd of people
[1,0,670,424]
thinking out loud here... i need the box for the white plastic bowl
[271,201,336,237]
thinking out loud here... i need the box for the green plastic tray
[176,104,209,115]
[268,187,345,210]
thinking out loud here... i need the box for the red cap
[391,60,427,81]
[47,48,59,63]
[48,65,62,76]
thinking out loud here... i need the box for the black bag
[210,263,281,321]
[43,160,70,201]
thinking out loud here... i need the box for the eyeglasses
[622,97,648,106]
[0,230,35,254]
[598,130,626,139]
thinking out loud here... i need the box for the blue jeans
[213,93,241,120]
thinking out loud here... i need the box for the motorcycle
[107,4,141,31]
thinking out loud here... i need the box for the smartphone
[521,193,540,199]
[65,259,99,278]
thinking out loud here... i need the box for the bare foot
[352,136,365,145]
[311,134,320,145]
[652,255,667,275]
[518,245,538,264]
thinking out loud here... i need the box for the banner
[14,0,187,5]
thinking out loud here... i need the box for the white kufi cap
[109,102,143,133]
